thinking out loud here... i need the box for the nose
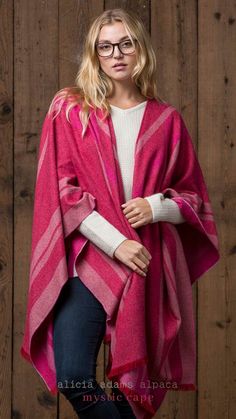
[113,44,123,57]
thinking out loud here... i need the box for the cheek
[99,59,111,74]
[129,55,137,68]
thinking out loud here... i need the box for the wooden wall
[0,0,235,418]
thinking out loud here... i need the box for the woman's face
[96,21,137,82]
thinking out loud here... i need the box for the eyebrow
[97,36,130,43]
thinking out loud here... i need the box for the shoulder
[47,87,83,118]
[160,100,181,117]
[153,100,192,143]
[151,97,180,119]
[160,101,187,129]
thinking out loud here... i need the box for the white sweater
[73,101,185,276]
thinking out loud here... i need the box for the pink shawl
[20,96,220,419]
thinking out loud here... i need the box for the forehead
[98,21,129,42]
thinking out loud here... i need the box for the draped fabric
[20,96,220,419]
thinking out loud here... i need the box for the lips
[112,63,127,68]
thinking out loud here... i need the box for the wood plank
[13,1,59,417]
[105,0,150,26]
[198,1,236,418]
[151,1,198,418]
[8,1,234,418]
[58,1,104,416]
[0,1,13,418]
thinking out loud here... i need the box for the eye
[97,43,111,50]
[121,40,133,48]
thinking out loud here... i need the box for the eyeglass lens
[96,39,135,57]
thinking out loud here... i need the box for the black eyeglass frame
[95,38,137,57]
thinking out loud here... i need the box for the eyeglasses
[95,38,136,57]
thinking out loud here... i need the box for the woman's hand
[113,239,152,277]
[121,197,153,228]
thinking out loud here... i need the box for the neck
[107,79,145,104]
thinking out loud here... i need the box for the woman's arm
[78,192,185,261]
[78,210,128,258]
[144,193,186,224]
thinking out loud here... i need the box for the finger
[137,253,151,268]
[126,212,141,223]
[130,220,145,228]
[122,207,134,216]
[132,255,149,272]
[125,210,138,220]
[128,261,146,277]
[121,199,133,208]
[142,247,152,260]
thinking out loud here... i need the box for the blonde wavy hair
[48,8,163,137]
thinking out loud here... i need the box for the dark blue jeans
[53,276,136,418]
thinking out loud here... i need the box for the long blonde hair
[48,8,163,137]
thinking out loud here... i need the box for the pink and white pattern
[20,96,220,419]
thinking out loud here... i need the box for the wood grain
[13,1,59,418]
[0,1,13,418]
[198,2,236,419]
[0,1,232,418]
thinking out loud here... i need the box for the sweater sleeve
[144,193,186,224]
[78,210,128,258]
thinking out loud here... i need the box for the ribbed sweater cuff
[78,210,128,258]
[144,193,186,224]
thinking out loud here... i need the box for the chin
[110,73,132,81]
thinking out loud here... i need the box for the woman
[20,8,220,419]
